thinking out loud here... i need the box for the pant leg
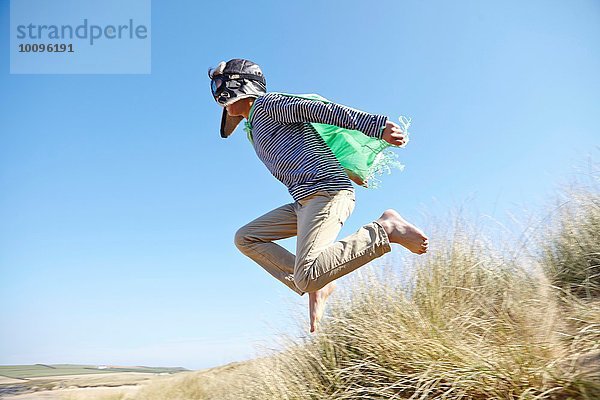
[293,189,392,293]
[234,203,304,295]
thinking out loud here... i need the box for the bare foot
[308,281,336,333]
[376,209,429,254]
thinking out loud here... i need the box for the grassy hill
[5,180,599,400]
[109,183,600,400]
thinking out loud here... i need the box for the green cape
[244,92,407,188]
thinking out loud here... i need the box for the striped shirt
[246,93,388,201]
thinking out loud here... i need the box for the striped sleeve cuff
[358,114,388,139]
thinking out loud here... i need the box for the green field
[0,364,188,379]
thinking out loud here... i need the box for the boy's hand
[382,120,407,147]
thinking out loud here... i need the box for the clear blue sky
[1,0,598,370]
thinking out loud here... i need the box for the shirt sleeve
[260,93,388,139]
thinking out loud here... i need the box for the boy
[209,58,428,332]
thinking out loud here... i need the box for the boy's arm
[260,93,388,139]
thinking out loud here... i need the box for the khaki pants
[234,189,392,296]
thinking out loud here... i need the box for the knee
[293,276,310,293]
[294,276,321,293]
[234,226,252,252]
[293,262,320,293]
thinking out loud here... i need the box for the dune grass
[539,187,600,300]
[83,182,600,400]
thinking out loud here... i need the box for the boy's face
[225,98,247,117]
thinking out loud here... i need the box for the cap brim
[220,108,244,138]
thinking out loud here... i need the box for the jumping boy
[209,58,428,333]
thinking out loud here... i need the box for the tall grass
[87,184,600,400]
[539,187,600,300]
